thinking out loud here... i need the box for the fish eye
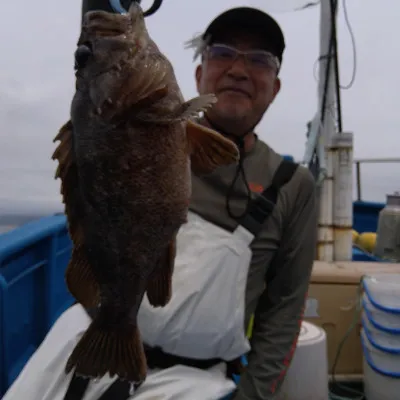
[74,43,93,70]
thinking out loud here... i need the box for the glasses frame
[203,43,281,73]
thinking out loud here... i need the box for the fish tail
[65,310,147,383]
[65,246,100,309]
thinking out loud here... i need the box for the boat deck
[1,211,399,397]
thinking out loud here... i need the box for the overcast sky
[0,0,398,216]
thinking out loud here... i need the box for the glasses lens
[247,51,279,70]
[207,44,237,61]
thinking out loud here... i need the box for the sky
[0,0,399,218]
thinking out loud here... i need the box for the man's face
[195,30,281,136]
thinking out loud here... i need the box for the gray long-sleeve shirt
[189,136,318,400]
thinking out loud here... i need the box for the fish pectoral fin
[146,238,176,307]
[172,94,218,121]
[186,120,240,175]
[135,94,217,124]
[66,246,100,309]
[66,310,147,382]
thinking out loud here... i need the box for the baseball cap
[202,7,285,63]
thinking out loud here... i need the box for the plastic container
[362,293,400,331]
[361,328,400,400]
[362,273,400,311]
[362,309,400,350]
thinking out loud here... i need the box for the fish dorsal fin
[52,121,99,308]
[52,121,84,244]
[186,120,240,175]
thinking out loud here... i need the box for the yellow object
[357,232,377,253]
[352,229,359,243]
[247,314,254,339]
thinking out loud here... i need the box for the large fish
[51,1,239,385]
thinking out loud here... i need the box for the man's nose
[226,56,250,81]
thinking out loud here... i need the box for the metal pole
[329,0,343,133]
[356,162,361,201]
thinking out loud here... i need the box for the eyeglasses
[204,43,280,72]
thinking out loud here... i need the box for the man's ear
[195,64,202,93]
[272,77,281,99]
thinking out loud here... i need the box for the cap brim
[203,7,285,62]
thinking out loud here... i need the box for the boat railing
[354,157,400,201]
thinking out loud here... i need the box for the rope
[328,276,367,400]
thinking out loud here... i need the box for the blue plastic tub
[361,274,400,399]
[360,327,400,400]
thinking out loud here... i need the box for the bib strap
[237,159,298,237]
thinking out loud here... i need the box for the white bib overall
[3,211,255,400]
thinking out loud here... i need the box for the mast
[303,0,353,262]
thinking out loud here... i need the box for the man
[180,7,318,399]
[2,5,317,400]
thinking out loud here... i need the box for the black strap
[144,344,223,370]
[63,306,137,400]
[99,380,138,399]
[64,373,138,400]
[237,159,298,237]
[64,373,90,400]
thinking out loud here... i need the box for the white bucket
[361,328,400,400]
[278,321,329,400]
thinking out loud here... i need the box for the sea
[0,214,53,234]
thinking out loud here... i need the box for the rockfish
[51,2,239,385]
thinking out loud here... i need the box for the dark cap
[202,7,285,63]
